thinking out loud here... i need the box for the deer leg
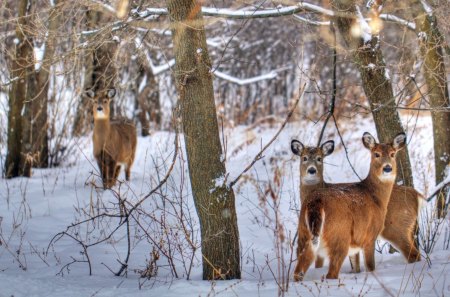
[326,249,346,279]
[363,243,376,272]
[396,234,421,263]
[107,160,117,188]
[125,164,131,181]
[114,165,121,181]
[315,256,324,268]
[349,253,361,273]
[294,231,315,282]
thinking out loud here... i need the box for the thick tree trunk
[22,1,61,169]
[5,0,33,178]
[412,2,450,217]
[331,0,414,187]
[167,0,241,280]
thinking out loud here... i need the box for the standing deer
[291,138,422,276]
[90,89,137,189]
[292,132,407,280]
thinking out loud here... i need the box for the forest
[0,0,449,296]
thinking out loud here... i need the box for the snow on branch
[139,3,334,19]
[145,57,282,85]
[213,69,280,85]
[80,2,416,37]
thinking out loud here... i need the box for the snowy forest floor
[0,114,449,297]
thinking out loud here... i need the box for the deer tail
[305,198,324,249]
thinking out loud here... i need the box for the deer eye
[302,156,308,162]
[390,152,395,158]
[374,152,381,158]
[103,99,108,104]
[317,157,322,162]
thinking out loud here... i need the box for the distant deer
[89,89,137,189]
[292,132,407,280]
[291,138,422,276]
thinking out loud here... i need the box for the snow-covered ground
[0,115,449,297]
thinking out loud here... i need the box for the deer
[291,137,422,276]
[292,132,408,281]
[89,88,137,189]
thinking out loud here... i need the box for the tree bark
[136,63,161,136]
[73,9,118,136]
[331,0,414,187]
[21,0,61,169]
[5,0,34,178]
[167,0,241,280]
[412,1,450,217]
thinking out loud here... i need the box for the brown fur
[292,138,422,275]
[350,186,422,272]
[292,132,407,280]
[91,89,137,189]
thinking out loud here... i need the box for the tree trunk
[5,0,33,178]
[73,10,118,136]
[22,1,61,169]
[136,63,161,136]
[167,0,241,280]
[412,1,450,217]
[331,0,414,187]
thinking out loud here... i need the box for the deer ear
[107,88,116,98]
[86,89,95,98]
[291,140,304,156]
[393,132,406,150]
[321,140,334,157]
[362,132,376,149]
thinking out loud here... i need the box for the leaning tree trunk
[167,0,241,280]
[412,1,450,217]
[331,0,414,187]
[4,0,34,178]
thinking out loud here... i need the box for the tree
[167,0,241,280]
[4,0,34,177]
[73,8,118,136]
[21,0,61,170]
[412,1,450,217]
[330,0,414,187]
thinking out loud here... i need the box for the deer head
[291,139,334,186]
[88,88,116,120]
[362,132,406,182]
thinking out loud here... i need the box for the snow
[421,0,434,16]
[0,115,448,296]
[34,43,46,71]
[355,6,372,43]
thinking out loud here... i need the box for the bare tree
[331,0,414,187]
[4,0,34,177]
[412,0,450,217]
[167,0,241,280]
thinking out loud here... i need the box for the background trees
[1,0,449,283]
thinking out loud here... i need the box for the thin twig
[317,21,337,147]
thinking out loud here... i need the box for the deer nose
[307,167,317,175]
[383,165,392,173]
[97,107,103,112]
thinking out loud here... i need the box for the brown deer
[89,89,137,189]
[291,138,422,275]
[292,132,407,280]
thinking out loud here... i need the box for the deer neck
[93,119,111,155]
[363,171,395,210]
[300,178,326,202]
